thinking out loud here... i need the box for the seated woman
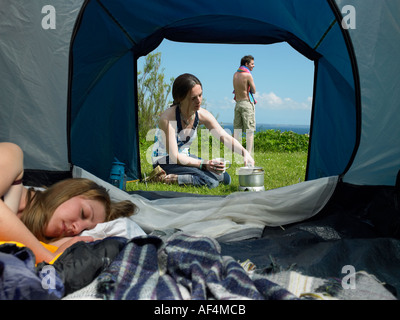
[151,73,255,189]
[0,142,136,263]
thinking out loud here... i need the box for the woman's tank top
[152,106,199,165]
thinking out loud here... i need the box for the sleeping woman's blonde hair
[21,178,136,242]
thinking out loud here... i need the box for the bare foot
[163,174,178,184]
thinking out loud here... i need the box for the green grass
[126,130,309,196]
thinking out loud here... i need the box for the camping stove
[237,166,265,192]
[238,185,265,192]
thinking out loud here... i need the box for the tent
[1,0,399,187]
[1,0,400,299]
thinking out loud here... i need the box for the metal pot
[237,166,265,187]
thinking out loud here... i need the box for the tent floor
[130,181,400,296]
[220,182,400,298]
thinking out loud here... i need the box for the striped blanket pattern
[96,233,297,300]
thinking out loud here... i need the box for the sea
[221,123,310,135]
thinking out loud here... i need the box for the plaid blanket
[96,233,297,300]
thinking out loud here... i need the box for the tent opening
[68,0,357,188]
[132,40,313,194]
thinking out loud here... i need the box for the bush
[253,129,309,153]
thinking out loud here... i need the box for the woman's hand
[243,153,255,167]
[204,159,225,175]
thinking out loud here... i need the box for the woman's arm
[0,143,56,262]
[0,201,56,262]
[0,143,91,263]
[159,108,254,172]
[200,109,255,166]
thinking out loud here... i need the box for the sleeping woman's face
[44,195,106,238]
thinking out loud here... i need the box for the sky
[138,40,314,126]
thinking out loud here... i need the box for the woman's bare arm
[0,143,57,262]
[200,109,255,166]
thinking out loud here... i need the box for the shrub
[253,129,309,153]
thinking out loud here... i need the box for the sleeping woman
[0,142,136,263]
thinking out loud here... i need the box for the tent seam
[96,0,137,45]
[313,19,337,50]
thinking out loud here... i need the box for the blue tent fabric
[2,1,400,300]
[68,0,357,182]
[2,1,399,186]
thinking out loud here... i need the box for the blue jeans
[154,156,231,189]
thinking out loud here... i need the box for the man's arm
[248,74,256,94]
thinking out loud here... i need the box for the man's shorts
[233,100,256,132]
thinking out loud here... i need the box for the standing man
[233,55,256,156]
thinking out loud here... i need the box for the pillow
[80,217,146,239]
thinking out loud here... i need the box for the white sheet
[80,217,146,239]
[73,166,338,240]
